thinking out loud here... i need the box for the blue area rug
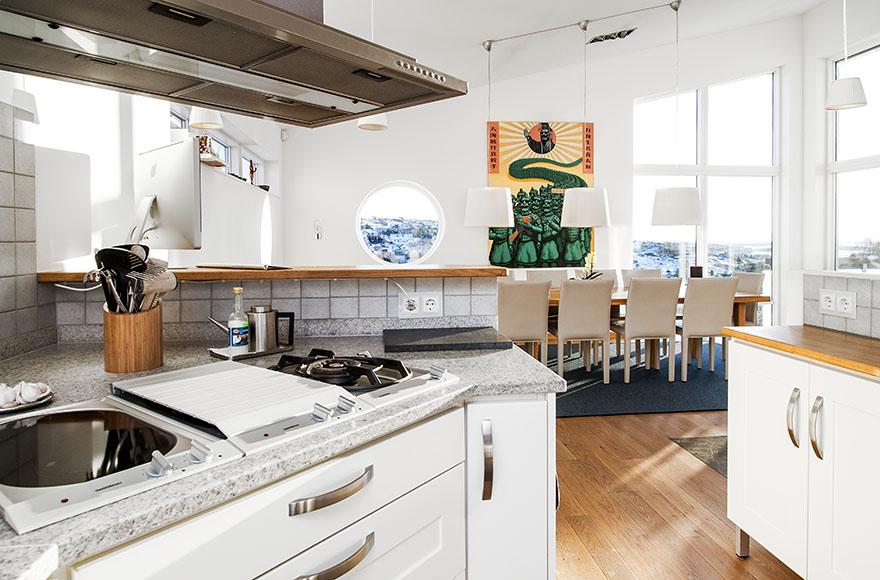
[552,341,728,418]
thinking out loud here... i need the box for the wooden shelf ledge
[39,265,508,283]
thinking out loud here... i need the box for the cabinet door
[727,341,809,577]
[808,366,880,580]
[257,463,465,580]
[466,398,549,580]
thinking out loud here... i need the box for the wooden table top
[548,287,770,306]
[38,265,508,282]
[722,325,880,379]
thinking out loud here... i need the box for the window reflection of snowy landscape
[358,183,442,264]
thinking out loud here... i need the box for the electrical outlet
[819,289,836,313]
[421,292,443,316]
[398,292,443,318]
[837,290,856,319]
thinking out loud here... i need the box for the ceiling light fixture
[358,0,389,131]
[189,106,223,129]
[825,0,867,110]
[651,0,702,274]
[588,28,638,44]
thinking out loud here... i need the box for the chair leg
[557,340,565,377]
[681,335,688,382]
[645,340,652,370]
[709,338,716,372]
[615,331,621,358]
[603,338,610,384]
[624,338,631,383]
[654,339,661,369]
[662,338,667,357]
[636,339,642,366]
[593,342,599,367]
[668,334,676,382]
[541,339,548,366]
[722,335,727,361]
[696,338,703,369]
[724,337,730,380]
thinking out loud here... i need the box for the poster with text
[485,121,594,268]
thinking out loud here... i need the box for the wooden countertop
[38,265,508,282]
[723,325,880,379]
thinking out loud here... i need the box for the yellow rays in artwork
[497,121,584,164]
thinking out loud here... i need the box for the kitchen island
[0,338,564,579]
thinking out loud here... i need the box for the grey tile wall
[803,273,880,339]
[0,103,56,361]
[55,277,500,343]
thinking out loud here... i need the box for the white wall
[280,13,808,323]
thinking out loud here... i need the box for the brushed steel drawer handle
[786,387,801,448]
[295,532,375,580]
[809,396,824,460]
[289,465,374,516]
[481,419,494,501]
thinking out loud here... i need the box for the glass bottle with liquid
[228,286,249,355]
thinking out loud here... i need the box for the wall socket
[818,288,856,319]
[398,292,443,318]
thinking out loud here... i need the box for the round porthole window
[357,181,444,265]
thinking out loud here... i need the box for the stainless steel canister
[247,306,295,353]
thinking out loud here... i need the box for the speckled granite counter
[0,338,565,577]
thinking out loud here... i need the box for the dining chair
[733,271,765,326]
[676,277,738,381]
[526,269,568,288]
[555,279,615,383]
[610,278,681,383]
[498,280,552,365]
[591,269,619,289]
[621,268,661,289]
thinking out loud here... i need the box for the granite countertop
[0,337,565,578]
[723,325,880,379]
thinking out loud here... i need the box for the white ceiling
[336,0,827,85]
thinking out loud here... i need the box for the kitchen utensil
[114,243,150,262]
[101,270,128,314]
[207,307,294,354]
[0,390,54,414]
[140,271,178,311]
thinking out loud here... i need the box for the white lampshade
[189,106,223,129]
[652,187,702,225]
[357,113,388,131]
[464,187,513,227]
[561,187,610,227]
[825,77,867,110]
[11,88,39,124]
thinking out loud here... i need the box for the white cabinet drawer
[71,408,464,580]
[257,463,465,580]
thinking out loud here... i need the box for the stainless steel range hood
[0,0,467,127]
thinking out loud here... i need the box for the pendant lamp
[825,0,867,110]
[189,107,223,130]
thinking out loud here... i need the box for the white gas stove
[0,351,459,534]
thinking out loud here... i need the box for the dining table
[548,287,772,326]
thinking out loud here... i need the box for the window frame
[632,70,781,322]
[355,180,446,266]
[828,42,880,271]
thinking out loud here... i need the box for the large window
[832,45,880,271]
[633,72,777,323]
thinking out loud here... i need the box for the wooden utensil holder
[103,304,163,373]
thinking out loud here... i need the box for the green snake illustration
[508,157,587,189]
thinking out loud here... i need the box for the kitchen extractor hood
[0,0,467,127]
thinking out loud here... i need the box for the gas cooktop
[0,351,459,534]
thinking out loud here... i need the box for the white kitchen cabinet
[70,408,464,580]
[728,341,810,577]
[465,394,555,580]
[257,463,465,580]
[728,340,880,580]
[807,365,880,580]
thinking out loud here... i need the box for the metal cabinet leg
[736,527,750,559]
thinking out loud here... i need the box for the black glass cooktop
[0,410,177,488]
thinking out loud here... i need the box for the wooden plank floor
[556,411,801,580]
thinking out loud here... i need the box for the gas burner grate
[269,349,411,390]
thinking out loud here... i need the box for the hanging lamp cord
[673,3,680,170]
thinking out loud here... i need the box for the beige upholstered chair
[498,280,552,365]
[591,269,619,290]
[676,277,738,381]
[733,271,765,326]
[611,278,681,383]
[621,268,661,289]
[526,269,568,288]
[556,279,615,383]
